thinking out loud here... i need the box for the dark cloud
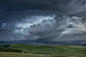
[0,0,86,44]
[0,0,86,15]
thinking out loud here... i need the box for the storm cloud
[1,0,86,14]
[0,0,86,43]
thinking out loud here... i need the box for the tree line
[0,44,22,53]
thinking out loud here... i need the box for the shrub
[0,47,22,53]
[3,44,10,48]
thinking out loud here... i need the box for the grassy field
[0,52,52,57]
[0,44,86,57]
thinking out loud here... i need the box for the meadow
[0,44,86,57]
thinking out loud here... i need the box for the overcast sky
[0,0,86,44]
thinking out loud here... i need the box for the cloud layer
[0,0,86,42]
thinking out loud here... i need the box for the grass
[0,52,52,57]
[0,44,86,57]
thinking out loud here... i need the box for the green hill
[0,44,86,57]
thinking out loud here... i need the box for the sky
[0,0,86,44]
